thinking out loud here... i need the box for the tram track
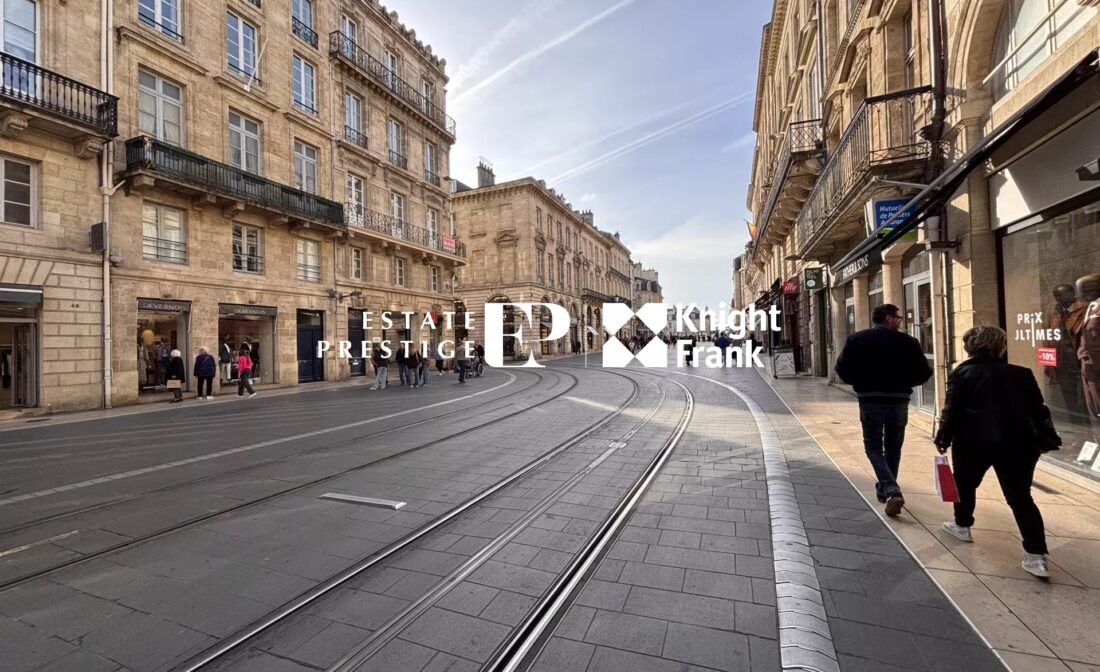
[0,367,588,591]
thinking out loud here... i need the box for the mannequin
[1046,283,1089,417]
[1076,274,1100,446]
[220,334,233,382]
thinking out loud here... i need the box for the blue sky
[391,0,770,310]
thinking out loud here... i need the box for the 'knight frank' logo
[484,302,570,368]
[602,303,669,368]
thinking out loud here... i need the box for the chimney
[579,210,594,226]
[477,158,495,188]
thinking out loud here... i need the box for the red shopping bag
[934,455,960,503]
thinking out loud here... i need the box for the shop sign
[442,235,456,253]
[1036,347,1058,367]
[833,247,882,285]
[1012,311,1060,347]
[781,277,799,294]
[219,303,278,317]
[137,298,190,313]
[803,267,826,292]
[865,197,914,236]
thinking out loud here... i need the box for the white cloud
[721,132,756,153]
[451,0,642,108]
[450,0,564,94]
[580,192,597,202]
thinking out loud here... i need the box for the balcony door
[1,0,37,95]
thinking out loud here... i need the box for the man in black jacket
[835,303,933,516]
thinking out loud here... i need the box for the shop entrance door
[904,279,935,412]
[0,322,36,407]
[296,310,325,383]
[348,311,365,377]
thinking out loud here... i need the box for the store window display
[1002,200,1100,477]
[137,299,190,394]
[218,304,276,385]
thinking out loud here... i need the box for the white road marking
[0,373,517,508]
[320,493,406,509]
[0,530,79,559]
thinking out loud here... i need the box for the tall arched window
[991,0,1096,98]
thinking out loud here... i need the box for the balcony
[344,125,368,150]
[753,119,822,255]
[143,237,187,264]
[583,288,614,304]
[233,253,264,274]
[297,263,321,282]
[795,87,934,258]
[329,31,456,140]
[0,53,118,143]
[424,169,441,187]
[123,136,344,228]
[292,17,318,49]
[609,267,631,284]
[345,207,467,258]
[388,149,408,170]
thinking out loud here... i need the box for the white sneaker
[942,522,973,542]
[249,392,257,398]
[208,394,214,399]
[1022,553,1051,578]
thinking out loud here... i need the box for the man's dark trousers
[859,402,908,500]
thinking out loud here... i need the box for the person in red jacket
[237,345,256,398]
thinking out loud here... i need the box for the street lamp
[328,289,362,303]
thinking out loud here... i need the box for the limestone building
[0,2,117,412]
[741,0,1100,480]
[109,0,464,404]
[451,163,646,357]
[631,262,663,339]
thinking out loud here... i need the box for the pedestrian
[684,334,696,367]
[371,344,388,389]
[407,349,421,388]
[457,354,468,384]
[715,332,730,367]
[395,345,408,387]
[934,326,1060,578]
[835,304,932,516]
[236,345,256,398]
[435,348,445,376]
[475,341,485,368]
[419,347,432,386]
[156,337,171,385]
[193,347,216,400]
[166,349,185,402]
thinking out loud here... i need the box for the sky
[390,0,770,310]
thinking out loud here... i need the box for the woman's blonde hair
[962,325,1007,358]
[170,349,182,358]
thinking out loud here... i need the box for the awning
[0,283,42,305]
[833,236,884,285]
[831,48,1099,274]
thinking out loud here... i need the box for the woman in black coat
[193,347,217,400]
[166,349,186,403]
[934,325,1061,579]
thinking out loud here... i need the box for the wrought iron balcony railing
[226,61,260,86]
[583,288,614,303]
[388,149,407,169]
[143,237,187,264]
[0,52,118,135]
[344,125,368,149]
[795,87,933,253]
[297,263,321,282]
[125,136,343,226]
[328,31,457,138]
[345,207,467,257]
[292,17,318,48]
[243,0,260,7]
[233,253,264,274]
[756,119,822,242]
[424,169,441,187]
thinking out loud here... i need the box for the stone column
[853,275,871,331]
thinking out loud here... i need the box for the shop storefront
[219,304,277,385]
[137,298,190,395]
[992,104,1100,478]
[296,309,325,383]
[0,283,41,408]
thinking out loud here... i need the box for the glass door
[904,279,935,412]
[12,323,36,407]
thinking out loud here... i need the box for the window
[536,208,543,231]
[992,0,1097,98]
[229,111,260,174]
[536,253,544,283]
[557,222,562,240]
[346,172,364,223]
[566,262,572,291]
[292,56,316,113]
[420,80,433,114]
[138,0,180,40]
[138,70,183,145]
[2,0,36,68]
[340,14,357,42]
[1,157,33,226]
[430,266,440,292]
[394,257,406,286]
[142,203,185,263]
[558,259,564,287]
[547,253,554,287]
[226,12,257,80]
[387,119,404,166]
[427,207,439,241]
[383,50,398,88]
[350,247,363,280]
[390,192,405,222]
[296,239,320,281]
[423,142,438,184]
[291,0,315,46]
[232,223,262,273]
[344,92,363,144]
[293,141,317,194]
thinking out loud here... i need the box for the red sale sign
[1037,348,1057,367]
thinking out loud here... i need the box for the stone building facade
[631,262,663,338]
[451,165,648,357]
[0,1,116,413]
[741,0,1100,479]
[108,0,463,405]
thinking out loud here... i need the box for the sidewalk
[762,371,1100,672]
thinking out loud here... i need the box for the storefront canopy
[831,48,1099,279]
[0,283,43,305]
